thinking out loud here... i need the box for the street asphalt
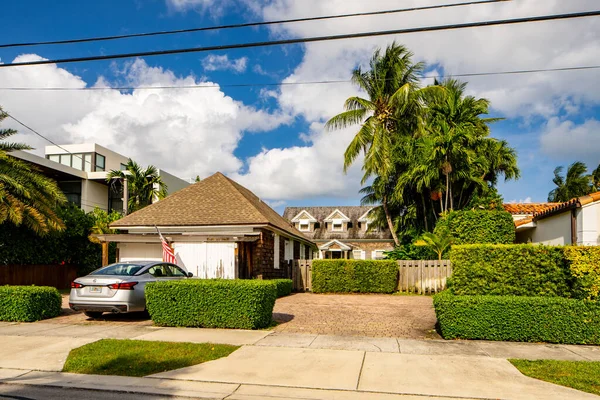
[0,383,188,400]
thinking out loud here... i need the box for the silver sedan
[69,261,192,318]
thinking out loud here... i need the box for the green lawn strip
[63,339,239,377]
[510,359,600,396]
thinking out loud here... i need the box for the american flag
[156,227,177,264]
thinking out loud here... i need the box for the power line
[0,65,597,91]
[1,10,598,69]
[0,1,508,49]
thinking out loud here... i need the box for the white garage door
[118,243,162,262]
[173,242,236,279]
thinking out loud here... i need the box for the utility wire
[0,1,508,49]
[0,65,598,91]
[1,10,598,68]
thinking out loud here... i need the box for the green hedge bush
[433,292,600,344]
[270,279,293,297]
[0,286,62,322]
[564,246,600,300]
[146,279,277,329]
[450,244,573,297]
[311,260,398,294]
[435,210,515,245]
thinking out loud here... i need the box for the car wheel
[84,311,103,319]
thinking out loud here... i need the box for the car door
[166,264,189,280]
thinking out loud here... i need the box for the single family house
[97,172,315,279]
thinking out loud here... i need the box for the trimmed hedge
[270,279,293,298]
[564,246,600,300]
[450,244,573,297]
[435,210,515,245]
[0,286,62,322]
[146,279,277,329]
[433,292,600,344]
[311,260,398,294]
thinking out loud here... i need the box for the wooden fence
[0,264,79,289]
[291,259,452,294]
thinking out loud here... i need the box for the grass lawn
[63,339,239,377]
[510,359,600,396]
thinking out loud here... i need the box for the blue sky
[1,0,599,212]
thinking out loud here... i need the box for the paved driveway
[272,293,438,338]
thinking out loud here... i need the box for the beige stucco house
[505,191,600,245]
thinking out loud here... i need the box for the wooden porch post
[101,241,109,266]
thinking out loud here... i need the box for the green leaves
[312,260,398,294]
[145,280,278,330]
[436,210,515,245]
[414,231,453,260]
[434,292,600,344]
[0,286,61,322]
[271,279,293,298]
[548,161,595,202]
[564,247,600,300]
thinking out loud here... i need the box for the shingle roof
[111,172,310,243]
[282,206,393,241]
[503,203,559,215]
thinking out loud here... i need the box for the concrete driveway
[272,293,438,338]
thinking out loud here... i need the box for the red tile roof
[503,203,559,215]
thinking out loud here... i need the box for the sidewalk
[0,321,598,399]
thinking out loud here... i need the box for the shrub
[433,292,600,344]
[435,210,515,245]
[450,244,573,297]
[146,279,277,329]
[0,286,62,322]
[385,243,437,260]
[311,260,398,294]
[270,279,293,298]
[564,246,600,300]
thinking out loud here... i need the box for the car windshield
[90,263,145,276]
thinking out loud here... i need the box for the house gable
[291,210,317,222]
[324,209,351,222]
[319,239,352,251]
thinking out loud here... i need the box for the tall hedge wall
[146,279,277,329]
[311,260,398,294]
[564,246,600,300]
[449,244,574,297]
[0,286,62,322]
[435,210,515,245]
[433,292,600,344]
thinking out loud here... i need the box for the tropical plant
[107,159,168,213]
[88,207,122,243]
[325,42,432,245]
[548,161,592,202]
[0,108,66,235]
[414,230,453,260]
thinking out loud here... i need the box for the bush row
[311,260,398,294]
[433,291,600,344]
[0,286,62,322]
[146,279,277,329]
[435,210,515,245]
[449,244,600,299]
[270,279,293,298]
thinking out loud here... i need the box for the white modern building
[12,143,189,213]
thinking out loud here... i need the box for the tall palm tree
[326,42,430,246]
[107,159,168,213]
[0,108,66,235]
[548,161,592,202]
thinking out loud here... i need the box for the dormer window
[299,222,310,232]
[332,221,343,231]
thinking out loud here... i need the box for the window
[60,154,71,167]
[71,154,83,170]
[91,263,144,276]
[147,264,171,277]
[299,222,310,232]
[84,154,93,172]
[95,153,106,172]
[353,250,364,260]
[169,265,187,277]
[372,250,385,260]
[120,163,127,171]
[332,222,343,231]
[58,181,82,208]
[48,154,60,163]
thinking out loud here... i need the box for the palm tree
[548,161,592,202]
[107,159,168,213]
[414,231,453,260]
[325,42,430,246]
[0,108,66,235]
[592,163,600,192]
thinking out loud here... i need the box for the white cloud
[0,56,290,181]
[201,54,248,73]
[507,197,533,204]
[540,117,600,164]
